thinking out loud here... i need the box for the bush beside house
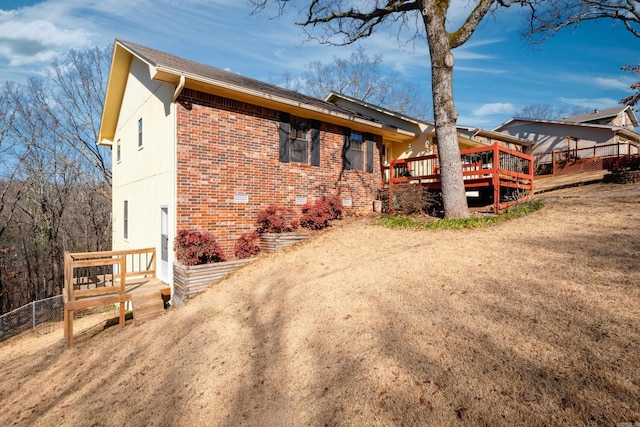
[173,230,255,303]
[173,196,344,300]
[604,154,640,183]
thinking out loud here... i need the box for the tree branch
[449,0,497,48]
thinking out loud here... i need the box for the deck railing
[533,142,639,175]
[552,142,638,163]
[383,143,533,214]
[63,248,158,348]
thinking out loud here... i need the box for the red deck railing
[382,143,534,214]
[533,142,639,175]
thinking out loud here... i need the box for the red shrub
[320,195,343,220]
[606,154,640,172]
[255,205,298,233]
[300,196,343,230]
[234,231,261,259]
[174,229,226,266]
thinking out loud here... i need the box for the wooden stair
[132,289,169,325]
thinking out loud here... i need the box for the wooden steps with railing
[63,248,170,349]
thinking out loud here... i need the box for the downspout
[172,75,186,103]
[170,74,185,295]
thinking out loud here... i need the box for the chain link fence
[0,295,64,342]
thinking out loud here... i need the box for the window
[116,139,121,162]
[289,116,309,163]
[123,200,129,240]
[138,118,143,148]
[343,130,375,173]
[349,132,364,170]
[279,112,320,166]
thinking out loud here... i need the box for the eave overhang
[98,41,417,146]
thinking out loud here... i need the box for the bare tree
[517,104,558,120]
[0,47,112,313]
[280,47,432,119]
[43,47,112,189]
[517,104,591,120]
[520,0,640,41]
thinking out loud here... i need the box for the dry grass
[0,182,639,426]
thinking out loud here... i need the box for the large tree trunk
[422,3,470,219]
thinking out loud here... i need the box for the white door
[160,206,169,283]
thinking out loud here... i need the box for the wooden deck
[534,170,608,193]
[63,248,170,349]
[383,142,534,214]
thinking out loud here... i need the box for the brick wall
[175,89,382,256]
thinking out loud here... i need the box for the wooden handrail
[63,247,158,349]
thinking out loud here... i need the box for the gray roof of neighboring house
[117,39,372,121]
[494,116,640,143]
[562,105,639,126]
[496,116,623,131]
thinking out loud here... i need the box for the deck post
[63,251,72,348]
[388,158,395,214]
[493,143,500,215]
[119,255,126,328]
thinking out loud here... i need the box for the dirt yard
[1,182,639,427]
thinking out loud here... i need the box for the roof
[562,105,639,127]
[494,117,640,144]
[472,129,534,148]
[98,40,416,145]
[325,92,433,127]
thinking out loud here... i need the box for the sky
[1,0,639,129]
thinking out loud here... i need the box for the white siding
[499,122,616,158]
[111,57,176,284]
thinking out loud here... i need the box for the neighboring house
[495,106,640,174]
[456,126,533,154]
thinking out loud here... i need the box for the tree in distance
[279,47,432,120]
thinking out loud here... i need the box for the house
[98,40,533,290]
[98,40,427,285]
[495,106,640,174]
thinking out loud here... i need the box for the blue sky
[1,0,639,129]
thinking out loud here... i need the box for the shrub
[605,154,640,172]
[300,201,332,230]
[394,185,441,216]
[300,196,343,230]
[174,229,226,266]
[319,195,343,220]
[255,205,299,233]
[234,231,261,259]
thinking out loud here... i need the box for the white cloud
[453,51,495,61]
[472,102,517,116]
[0,4,95,67]
[559,97,620,110]
[593,77,632,91]
[456,65,507,74]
